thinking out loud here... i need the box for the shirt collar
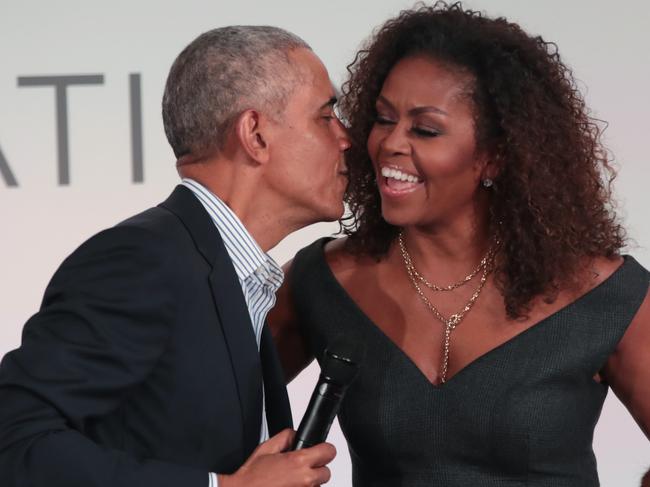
[181,178,283,287]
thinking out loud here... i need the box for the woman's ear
[481,160,499,182]
[479,144,503,182]
[234,109,271,165]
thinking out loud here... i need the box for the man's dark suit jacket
[0,185,292,486]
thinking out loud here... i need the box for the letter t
[18,75,104,185]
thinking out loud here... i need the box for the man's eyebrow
[320,96,338,109]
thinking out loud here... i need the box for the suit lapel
[209,261,263,457]
[260,325,293,434]
[160,185,263,459]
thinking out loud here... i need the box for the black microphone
[292,339,365,450]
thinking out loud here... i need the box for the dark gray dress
[290,238,649,486]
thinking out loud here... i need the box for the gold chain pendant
[398,231,494,383]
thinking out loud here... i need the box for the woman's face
[367,55,489,230]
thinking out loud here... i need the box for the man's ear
[234,109,271,165]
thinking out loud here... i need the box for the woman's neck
[396,217,493,283]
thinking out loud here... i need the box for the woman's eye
[374,115,395,125]
[412,126,440,137]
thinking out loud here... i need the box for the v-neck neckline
[315,238,630,389]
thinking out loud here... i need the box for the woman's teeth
[380,166,421,183]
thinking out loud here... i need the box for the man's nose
[333,118,351,151]
[336,119,351,151]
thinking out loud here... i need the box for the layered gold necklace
[398,231,496,383]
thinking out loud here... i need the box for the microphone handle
[293,380,344,450]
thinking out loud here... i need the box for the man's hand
[218,429,336,487]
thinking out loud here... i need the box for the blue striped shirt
[181,179,284,486]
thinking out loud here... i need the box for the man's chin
[330,201,347,221]
[317,201,346,224]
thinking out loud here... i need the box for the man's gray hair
[162,26,311,158]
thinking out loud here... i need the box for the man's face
[266,48,351,225]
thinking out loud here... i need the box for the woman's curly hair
[339,1,626,318]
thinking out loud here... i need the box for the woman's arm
[603,288,650,439]
[268,260,315,383]
[602,287,650,486]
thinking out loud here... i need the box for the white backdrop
[1,1,648,485]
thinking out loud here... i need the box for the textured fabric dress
[290,238,649,487]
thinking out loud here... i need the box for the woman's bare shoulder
[589,255,625,286]
[324,237,379,282]
[562,255,625,300]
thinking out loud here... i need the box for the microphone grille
[321,337,366,386]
